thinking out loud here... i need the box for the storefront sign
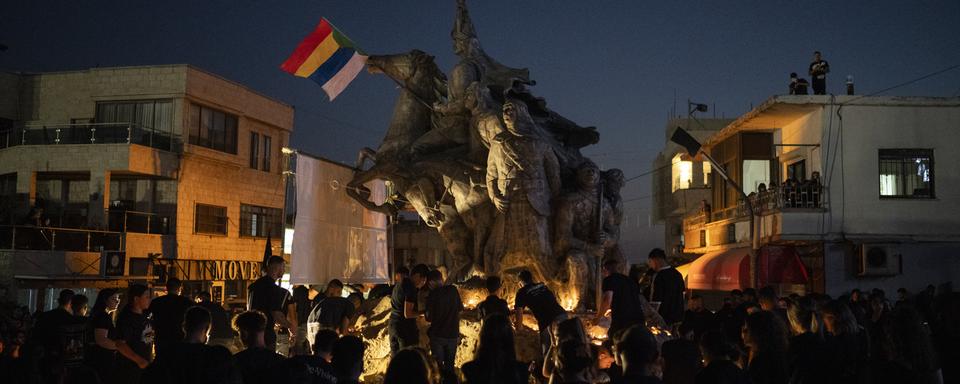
[171,259,262,281]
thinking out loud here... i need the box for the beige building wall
[0,65,294,266]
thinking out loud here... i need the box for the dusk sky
[3,0,959,259]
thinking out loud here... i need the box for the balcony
[683,183,826,252]
[0,225,124,252]
[0,122,181,152]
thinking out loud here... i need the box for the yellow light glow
[672,154,693,192]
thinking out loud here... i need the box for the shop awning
[678,246,808,291]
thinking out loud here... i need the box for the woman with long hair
[822,300,870,384]
[742,310,789,384]
[461,314,528,384]
[785,296,828,384]
[85,288,144,384]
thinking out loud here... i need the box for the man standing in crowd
[233,310,285,384]
[680,294,716,341]
[388,266,419,356]
[142,306,239,384]
[32,289,75,383]
[789,72,809,95]
[477,275,510,319]
[149,277,193,358]
[195,291,236,353]
[597,259,645,340]
[647,248,685,329]
[613,326,662,384]
[116,284,155,384]
[248,256,293,352]
[514,269,567,356]
[809,51,830,94]
[425,269,463,376]
[411,264,431,311]
[308,279,356,336]
[290,329,339,384]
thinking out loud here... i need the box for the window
[240,204,282,238]
[671,154,693,192]
[188,104,238,154]
[250,132,259,169]
[879,149,934,198]
[742,159,771,194]
[96,100,173,132]
[702,162,712,187]
[262,136,272,172]
[195,204,227,235]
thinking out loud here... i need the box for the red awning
[680,246,808,291]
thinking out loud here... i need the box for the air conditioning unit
[856,244,901,277]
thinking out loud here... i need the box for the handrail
[683,184,826,227]
[0,122,181,152]
[0,224,124,252]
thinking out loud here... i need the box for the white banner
[291,154,389,285]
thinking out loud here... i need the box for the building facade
[652,118,731,259]
[679,95,960,296]
[0,65,293,309]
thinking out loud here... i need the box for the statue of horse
[348,50,493,280]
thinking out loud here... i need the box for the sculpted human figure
[553,161,618,310]
[601,168,626,265]
[486,97,560,281]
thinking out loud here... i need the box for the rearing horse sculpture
[347,50,492,280]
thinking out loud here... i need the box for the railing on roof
[683,184,826,228]
[0,122,181,152]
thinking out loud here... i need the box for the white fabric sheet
[291,154,388,285]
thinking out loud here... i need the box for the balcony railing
[106,209,173,235]
[0,122,181,152]
[684,184,825,228]
[0,225,123,252]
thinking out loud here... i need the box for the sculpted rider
[486,97,561,282]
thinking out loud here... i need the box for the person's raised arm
[596,291,613,322]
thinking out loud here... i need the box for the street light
[670,126,759,288]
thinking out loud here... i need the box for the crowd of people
[0,250,957,384]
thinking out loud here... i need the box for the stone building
[678,95,960,296]
[0,65,293,309]
[651,118,731,259]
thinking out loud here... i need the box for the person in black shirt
[388,266,419,356]
[115,283,155,384]
[425,269,463,375]
[289,328,339,384]
[232,310,285,384]
[308,279,356,336]
[514,269,567,357]
[461,314,529,384]
[32,289,75,383]
[331,335,365,384]
[789,72,810,95]
[142,306,241,384]
[247,256,292,352]
[647,248,686,328]
[195,292,236,353]
[612,325,663,384]
[696,330,749,384]
[598,259,645,340]
[680,295,717,341]
[477,275,510,320]
[290,285,312,356]
[149,278,193,358]
[809,51,830,95]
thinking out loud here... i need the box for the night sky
[3,1,959,260]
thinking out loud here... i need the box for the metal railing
[106,209,173,235]
[0,122,181,152]
[683,184,826,228]
[0,225,123,252]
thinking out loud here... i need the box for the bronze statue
[345,0,626,303]
[553,161,618,310]
[486,98,561,283]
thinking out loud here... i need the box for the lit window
[702,162,712,187]
[879,149,934,198]
[672,154,693,192]
[742,160,770,194]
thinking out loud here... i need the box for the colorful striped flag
[281,18,367,100]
